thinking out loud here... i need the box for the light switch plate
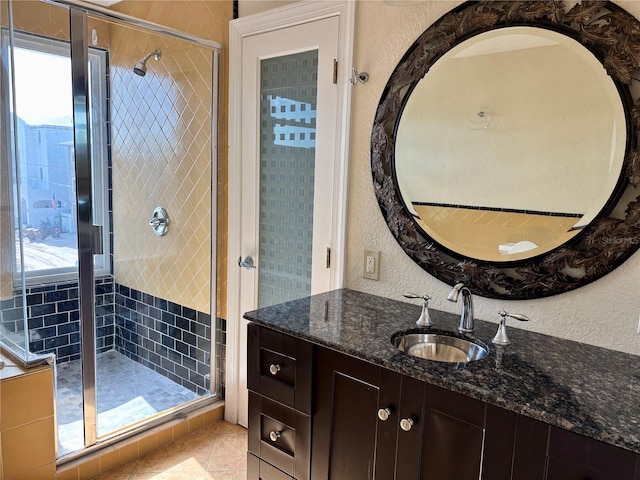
[363,249,380,280]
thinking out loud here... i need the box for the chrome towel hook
[350,67,369,86]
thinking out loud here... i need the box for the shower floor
[56,349,200,457]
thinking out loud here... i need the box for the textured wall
[236,0,640,355]
[346,0,640,356]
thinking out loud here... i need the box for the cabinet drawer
[247,323,312,413]
[248,392,311,480]
[248,453,294,480]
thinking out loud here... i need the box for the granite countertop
[243,288,640,454]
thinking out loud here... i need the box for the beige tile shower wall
[108,25,213,314]
[110,1,231,319]
[9,0,110,47]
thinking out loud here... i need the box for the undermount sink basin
[391,330,489,363]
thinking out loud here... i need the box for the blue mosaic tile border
[1,279,225,398]
[0,277,114,363]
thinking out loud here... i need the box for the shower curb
[56,401,224,479]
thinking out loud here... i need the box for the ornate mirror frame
[372,0,640,299]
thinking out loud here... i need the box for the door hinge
[326,247,331,268]
[332,59,338,84]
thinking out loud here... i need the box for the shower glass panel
[1,1,80,362]
[0,0,23,352]
[89,13,215,447]
[257,51,318,308]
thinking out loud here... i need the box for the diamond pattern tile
[108,21,214,314]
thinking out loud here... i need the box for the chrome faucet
[447,282,474,333]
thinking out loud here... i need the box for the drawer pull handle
[269,430,281,442]
[400,417,415,432]
[377,407,393,421]
[269,364,281,375]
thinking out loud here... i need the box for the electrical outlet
[363,249,380,280]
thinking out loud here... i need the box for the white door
[228,3,354,427]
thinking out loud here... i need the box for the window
[7,32,110,284]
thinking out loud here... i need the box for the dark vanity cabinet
[311,347,513,480]
[247,323,313,480]
[248,324,640,480]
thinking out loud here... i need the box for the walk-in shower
[0,0,221,460]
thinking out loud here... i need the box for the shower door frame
[28,0,223,456]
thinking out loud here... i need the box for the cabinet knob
[269,364,281,375]
[269,430,281,442]
[400,417,415,432]
[377,407,393,421]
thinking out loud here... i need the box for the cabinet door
[546,427,638,480]
[482,404,517,480]
[394,375,425,480]
[420,383,486,480]
[311,347,397,479]
[511,415,549,480]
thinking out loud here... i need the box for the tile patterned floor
[57,350,200,456]
[93,421,248,480]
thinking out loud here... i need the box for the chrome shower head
[133,49,161,77]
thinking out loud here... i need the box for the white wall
[238,0,296,17]
[240,0,640,356]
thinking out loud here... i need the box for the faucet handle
[403,292,433,327]
[492,310,530,346]
[403,292,431,301]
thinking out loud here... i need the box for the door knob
[238,256,256,270]
[269,364,281,375]
[269,430,281,442]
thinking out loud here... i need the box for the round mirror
[395,26,627,262]
[372,1,640,299]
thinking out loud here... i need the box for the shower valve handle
[149,207,169,236]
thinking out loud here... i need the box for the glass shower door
[4,0,88,455]
[91,13,216,443]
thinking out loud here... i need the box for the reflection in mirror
[395,27,626,262]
